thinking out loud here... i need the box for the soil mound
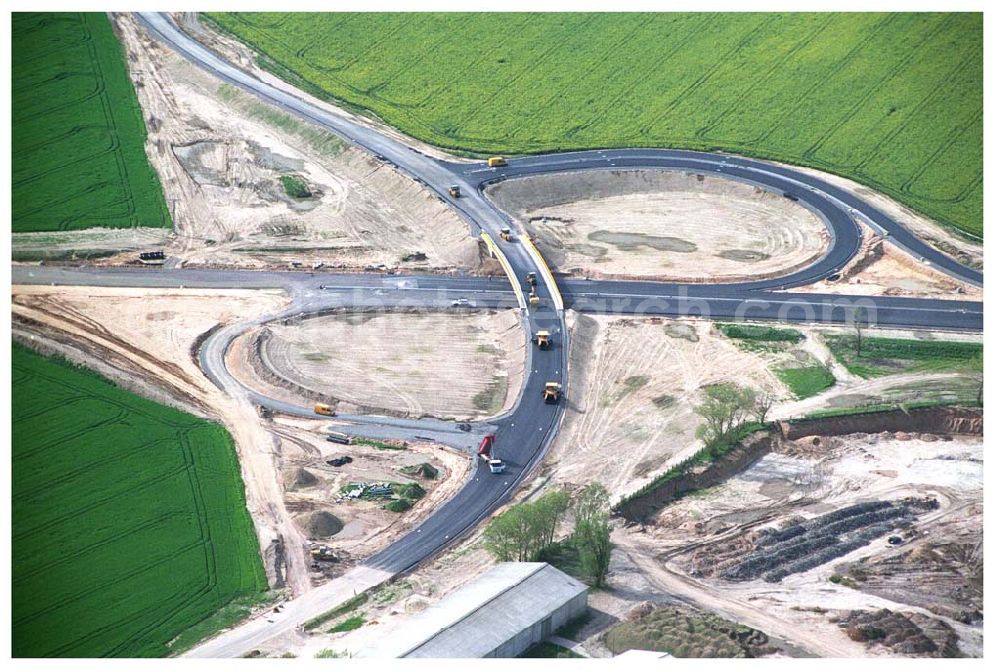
[286,467,319,490]
[301,510,343,538]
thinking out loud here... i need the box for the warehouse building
[359,562,588,658]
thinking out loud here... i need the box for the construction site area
[10,10,984,662]
[227,308,525,420]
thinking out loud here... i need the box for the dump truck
[542,382,562,404]
[500,227,514,242]
[487,156,507,168]
[477,434,506,474]
[535,330,551,349]
[528,288,540,306]
[448,185,461,198]
[526,271,537,286]
[314,403,336,416]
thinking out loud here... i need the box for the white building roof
[359,562,587,658]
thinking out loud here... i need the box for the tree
[573,483,613,588]
[752,390,776,425]
[482,488,570,562]
[694,383,756,446]
[848,306,870,356]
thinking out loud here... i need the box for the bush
[279,174,311,198]
[328,616,365,633]
[717,323,804,342]
[400,483,426,500]
[385,498,412,513]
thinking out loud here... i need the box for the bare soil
[264,415,470,586]
[788,239,981,301]
[620,432,983,657]
[540,313,791,500]
[233,309,526,420]
[113,14,481,273]
[486,170,828,282]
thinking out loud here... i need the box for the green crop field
[12,13,170,232]
[204,12,982,238]
[12,343,265,657]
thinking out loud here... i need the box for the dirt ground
[230,308,526,420]
[542,313,795,500]
[619,432,982,657]
[486,170,829,282]
[264,415,470,582]
[787,234,981,302]
[108,14,481,273]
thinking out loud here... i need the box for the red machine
[478,434,506,474]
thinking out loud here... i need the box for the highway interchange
[12,12,983,657]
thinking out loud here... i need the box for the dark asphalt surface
[20,13,981,655]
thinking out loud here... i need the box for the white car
[451,298,470,307]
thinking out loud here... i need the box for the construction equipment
[487,156,507,168]
[448,185,461,198]
[326,431,353,445]
[477,434,506,474]
[542,382,562,404]
[327,456,353,467]
[310,545,339,562]
[535,330,551,349]
[526,271,537,286]
[500,227,514,242]
[314,403,336,416]
[528,288,540,306]
[138,250,166,265]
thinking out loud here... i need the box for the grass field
[775,365,837,399]
[825,334,982,378]
[205,12,982,238]
[12,13,170,232]
[12,343,265,657]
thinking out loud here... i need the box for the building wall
[486,589,589,658]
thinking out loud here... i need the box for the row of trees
[483,483,613,587]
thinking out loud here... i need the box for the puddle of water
[588,230,697,253]
[717,249,771,263]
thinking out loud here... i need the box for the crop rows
[12,343,265,657]
[12,13,170,232]
[206,12,982,237]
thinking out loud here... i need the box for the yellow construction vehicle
[500,227,514,242]
[542,382,562,404]
[535,330,551,349]
[448,185,461,198]
[526,271,537,286]
[487,156,507,168]
[528,288,540,306]
[314,403,336,416]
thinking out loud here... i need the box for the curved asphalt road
[17,13,977,656]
